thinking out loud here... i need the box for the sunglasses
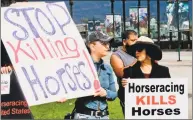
[135,46,145,52]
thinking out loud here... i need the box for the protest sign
[1,72,33,119]
[1,2,99,106]
[1,74,11,95]
[125,78,188,119]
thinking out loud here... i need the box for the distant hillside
[63,1,192,24]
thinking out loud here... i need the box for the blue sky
[29,0,192,24]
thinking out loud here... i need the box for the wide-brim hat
[130,36,162,60]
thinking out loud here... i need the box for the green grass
[30,98,124,119]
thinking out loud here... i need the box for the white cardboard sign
[125,78,188,119]
[1,74,11,95]
[1,2,99,106]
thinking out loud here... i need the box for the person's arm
[105,67,117,101]
[94,67,117,101]
[121,67,132,88]
[110,54,124,78]
[1,40,13,74]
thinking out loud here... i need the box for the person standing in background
[110,30,138,115]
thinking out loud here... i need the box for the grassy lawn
[30,98,124,119]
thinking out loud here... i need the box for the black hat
[130,36,162,60]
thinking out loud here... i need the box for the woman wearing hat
[122,36,171,88]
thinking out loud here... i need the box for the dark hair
[85,44,91,54]
[121,30,137,42]
[146,46,156,60]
